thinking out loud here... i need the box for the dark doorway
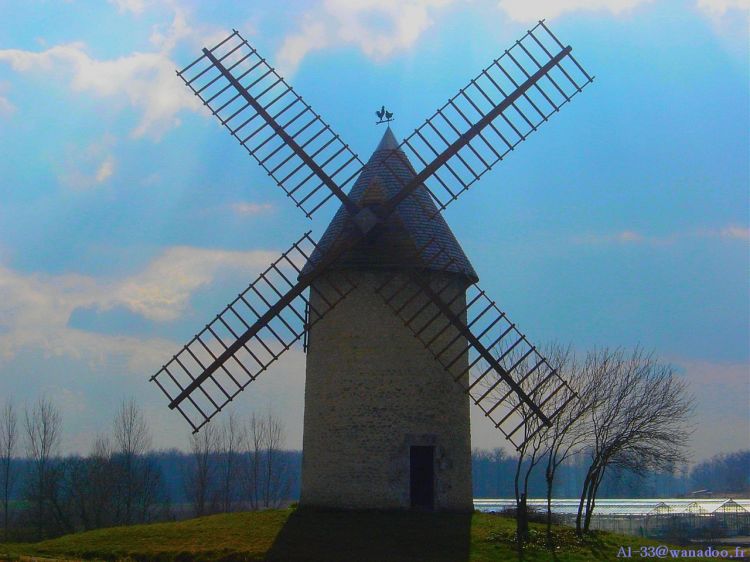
[410,445,435,510]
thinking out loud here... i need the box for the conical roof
[301,127,478,282]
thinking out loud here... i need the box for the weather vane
[375,105,394,125]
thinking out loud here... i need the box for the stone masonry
[299,271,473,512]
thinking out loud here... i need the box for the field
[0,508,732,561]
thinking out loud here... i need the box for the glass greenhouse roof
[474,498,750,517]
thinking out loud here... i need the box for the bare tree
[24,396,62,539]
[480,345,553,543]
[135,456,166,524]
[542,346,592,543]
[89,435,115,526]
[1,398,18,541]
[67,435,115,530]
[217,411,244,513]
[242,412,290,510]
[263,413,290,508]
[112,398,152,525]
[185,423,219,517]
[244,413,266,510]
[509,359,555,543]
[575,348,694,535]
[491,448,509,497]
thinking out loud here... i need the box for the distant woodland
[1,447,748,520]
[21,446,744,503]
[0,393,747,541]
[471,448,750,499]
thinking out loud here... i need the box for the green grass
[0,509,725,561]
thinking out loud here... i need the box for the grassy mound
[0,509,721,561]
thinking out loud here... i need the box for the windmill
[151,20,593,511]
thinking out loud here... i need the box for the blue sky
[0,0,747,460]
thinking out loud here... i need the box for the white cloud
[230,202,274,217]
[697,0,750,14]
[574,225,750,246]
[0,81,14,116]
[0,246,277,365]
[278,22,329,75]
[275,0,747,75]
[0,265,156,370]
[494,0,749,43]
[694,0,749,56]
[0,6,225,138]
[497,0,655,22]
[277,0,454,75]
[95,155,116,183]
[0,42,199,138]
[114,246,277,321]
[0,95,14,116]
[59,134,117,191]
[279,0,709,72]
[495,0,743,23]
[108,0,147,15]
[148,6,193,51]
[718,225,750,240]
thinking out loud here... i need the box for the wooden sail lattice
[177,31,364,218]
[377,21,593,215]
[375,237,577,449]
[150,232,356,431]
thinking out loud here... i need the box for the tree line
[0,398,293,542]
[473,448,695,499]
[689,451,750,494]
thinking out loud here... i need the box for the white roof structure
[474,498,750,517]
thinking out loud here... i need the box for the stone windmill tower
[151,21,593,511]
[300,127,477,511]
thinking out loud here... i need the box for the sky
[0,0,747,462]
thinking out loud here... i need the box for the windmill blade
[178,30,362,218]
[375,238,577,450]
[150,232,357,432]
[378,20,593,216]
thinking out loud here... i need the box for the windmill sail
[378,21,593,215]
[375,238,577,450]
[150,232,356,431]
[177,30,363,218]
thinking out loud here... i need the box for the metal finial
[375,105,394,125]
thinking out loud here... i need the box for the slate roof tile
[302,127,478,282]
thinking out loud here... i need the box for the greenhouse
[474,498,750,539]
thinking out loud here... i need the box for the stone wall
[299,270,473,512]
